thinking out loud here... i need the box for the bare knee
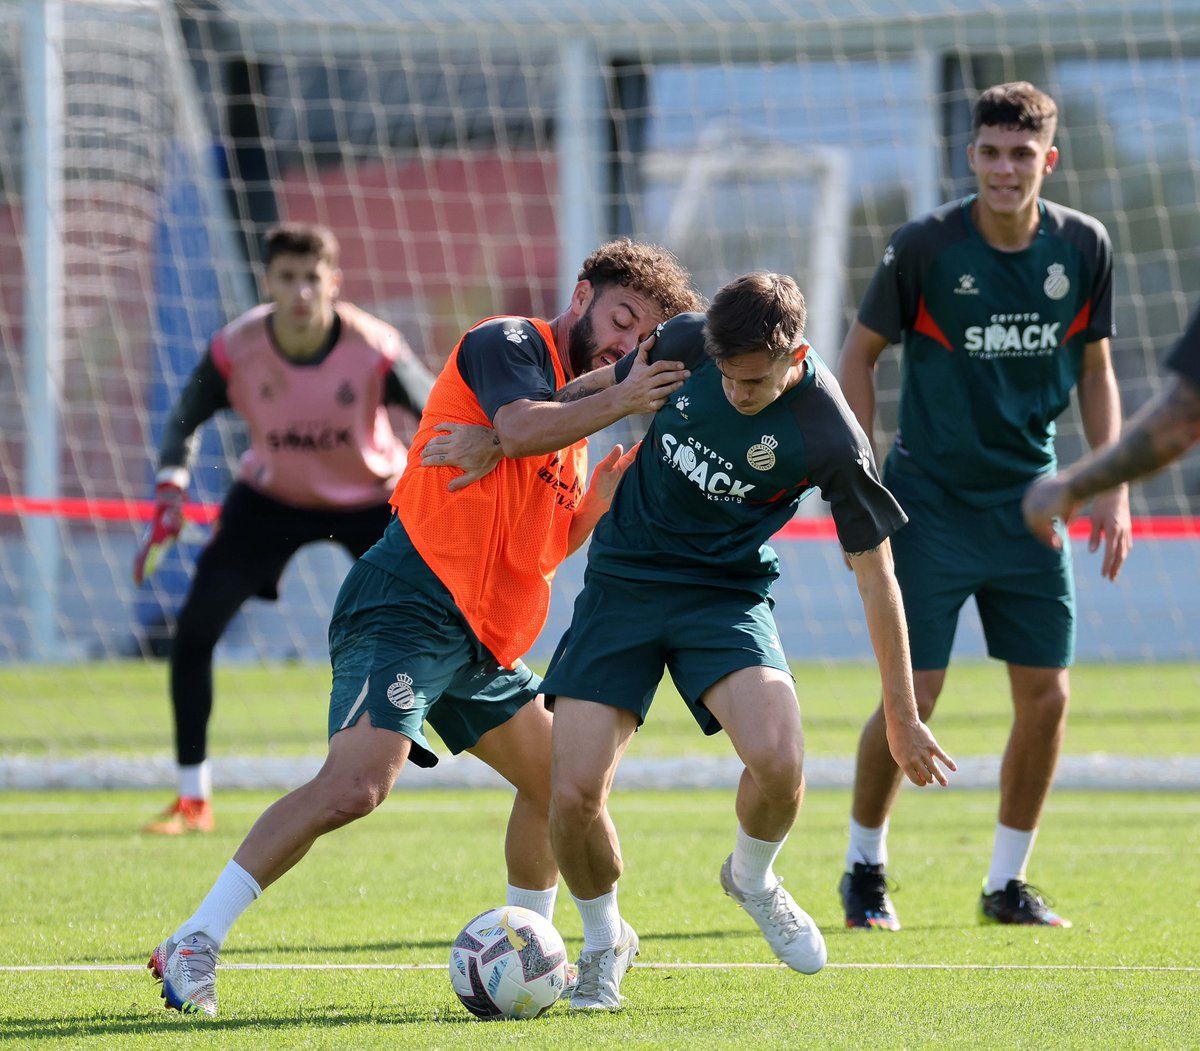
[312,773,392,831]
[746,741,805,801]
[551,777,607,829]
[1015,679,1069,730]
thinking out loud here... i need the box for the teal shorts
[327,555,541,768]
[540,570,792,734]
[884,455,1075,670]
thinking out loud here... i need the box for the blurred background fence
[1,0,1198,673]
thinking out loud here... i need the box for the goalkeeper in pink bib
[134,222,496,833]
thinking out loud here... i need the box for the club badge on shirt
[747,435,778,471]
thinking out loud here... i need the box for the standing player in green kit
[837,82,1132,930]
[541,274,954,1010]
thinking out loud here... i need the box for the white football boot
[148,932,219,1016]
[569,921,639,1010]
[720,855,827,974]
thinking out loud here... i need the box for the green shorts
[539,570,792,734]
[884,455,1075,671]
[326,555,541,768]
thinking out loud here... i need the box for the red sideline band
[1,494,1197,540]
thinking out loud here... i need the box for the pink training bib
[211,302,409,510]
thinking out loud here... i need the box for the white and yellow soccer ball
[448,906,568,1020]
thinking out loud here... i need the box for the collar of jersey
[265,308,343,367]
[961,194,1047,257]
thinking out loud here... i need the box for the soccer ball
[448,906,568,1020]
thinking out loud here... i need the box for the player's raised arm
[846,540,956,788]
[550,311,707,407]
[493,344,687,458]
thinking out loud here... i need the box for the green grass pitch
[1,661,1198,1045]
[0,788,1197,1047]
[2,659,1199,757]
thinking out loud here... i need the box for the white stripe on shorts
[339,676,370,730]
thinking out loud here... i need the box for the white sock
[985,823,1038,894]
[732,826,785,895]
[173,860,261,948]
[574,889,622,952]
[178,761,211,801]
[506,883,558,923]
[846,817,889,869]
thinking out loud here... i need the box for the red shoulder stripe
[914,297,953,352]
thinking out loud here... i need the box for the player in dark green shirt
[541,273,953,1009]
[1024,301,1200,538]
[837,82,1132,931]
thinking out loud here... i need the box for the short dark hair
[973,81,1058,145]
[704,272,807,362]
[263,223,339,267]
[578,238,703,318]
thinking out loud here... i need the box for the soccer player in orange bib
[148,239,701,1017]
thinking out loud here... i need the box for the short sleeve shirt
[858,195,1115,506]
[588,313,908,596]
[456,317,557,421]
[1166,304,1200,388]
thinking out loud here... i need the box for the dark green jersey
[589,313,907,595]
[859,195,1115,507]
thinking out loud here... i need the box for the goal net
[1,0,1197,786]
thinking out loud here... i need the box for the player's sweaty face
[968,125,1056,218]
[569,284,665,378]
[265,253,340,332]
[716,349,801,416]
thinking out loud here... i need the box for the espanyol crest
[747,434,778,471]
[387,672,416,710]
[1044,262,1070,301]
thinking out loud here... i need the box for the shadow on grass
[1,1002,692,1040]
[0,1009,477,1040]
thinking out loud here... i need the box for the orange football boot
[143,796,214,835]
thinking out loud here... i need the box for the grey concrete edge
[2,754,1199,791]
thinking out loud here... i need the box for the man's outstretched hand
[887,718,956,788]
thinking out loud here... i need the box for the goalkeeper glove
[133,473,187,585]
